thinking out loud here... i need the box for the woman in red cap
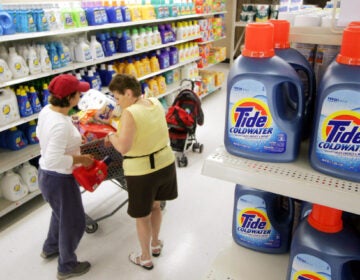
[36,74,94,280]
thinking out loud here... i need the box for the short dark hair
[109,74,142,97]
[49,91,77,107]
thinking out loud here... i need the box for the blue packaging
[287,204,360,280]
[270,19,316,139]
[41,83,50,107]
[85,7,104,26]
[118,30,133,53]
[106,6,123,23]
[0,10,16,35]
[120,6,131,22]
[46,42,61,70]
[105,32,116,55]
[27,86,42,113]
[309,25,360,182]
[16,89,33,117]
[23,120,39,144]
[233,184,294,254]
[2,127,28,150]
[225,23,304,162]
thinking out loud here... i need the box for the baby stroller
[166,79,204,167]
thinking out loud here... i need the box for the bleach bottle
[233,184,294,254]
[225,23,304,162]
[0,170,28,202]
[270,19,315,139]
[17,162,38,192]
[309,24,360,182]
[287,204,360,280]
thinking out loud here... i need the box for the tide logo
[293,271,327,280]
[237,208,271,236]
[321,111,360,144]
[231,98,271,128]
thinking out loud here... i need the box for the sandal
[151,240,163,257]
[129,252,153,270]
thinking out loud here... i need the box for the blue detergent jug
[27,86,42,113]
[309,24,360,182]
[106,6,123,23]
[23,120,39,144]
[0,10,16,35]
[41,83,50,107]
[287,204,360,280]
[233,184,294,254]
[16,89,33,117]
[3,127,28,150]
[270,19,316,139]
[225,23,305,162]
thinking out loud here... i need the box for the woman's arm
[107,109,136,155]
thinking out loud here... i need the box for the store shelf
[138,56,201,82]
[0,113,39,133]
[0,36,201,89]
[0,190,41,218]
[199,59,226,70]
[0,144,40,174]
[200,85,222,99]
[203,241,288,280]
[289,26,343,45]
[197,36,226,45]
[0,11,227,44]
[201,143,360,215]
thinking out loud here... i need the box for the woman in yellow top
[106,74,178,270]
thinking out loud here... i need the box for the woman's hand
[81,154,94,168]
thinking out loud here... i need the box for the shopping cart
[80,138,127,233]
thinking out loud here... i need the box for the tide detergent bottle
[309,24,360,182]
[233,184,294,254]
[225,23,305,162]
[287,204,360,280]
[270,19,316,139]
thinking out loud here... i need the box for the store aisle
[0,64,236,280]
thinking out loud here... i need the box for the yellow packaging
[124,60,138,78]
[155,75,167,94]
[215,71,225,86]
[140,5,156,20]
[134,59,144,78]
[148,78,160,96]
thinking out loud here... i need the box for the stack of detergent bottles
[227,21,360,279]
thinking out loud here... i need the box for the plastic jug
[27,86,42,113]
[287,204,360,280]
[309,24,360,182]
[0,88,20,126]
[72,3,88,27]
[118,30,133,53]
[3,127,28,150]
[134,56,144,78]
[149,52,160,72]
[17,162,39,192]
[106,6,123,23]
[124,58,138,78]
[0,10,16,35]
[7,47,29,78]
[141,54,152,76]
[131,28,142,51]
[0,170,29,201]
[40,83,50,106]
[232,184,294,254]
[225,23,304,162]
[84,70,100,90]
[23,120,39,145]
[270,19,316,139]
[16,89,33,117]
[47,42,61,69]
[0,58,12,82]
[155,75,166,94]
[75,37,93,62]
[39,44,52,72]
[90,35,105,60]
[72,156,111,192]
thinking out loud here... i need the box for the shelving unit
[202,144,360,215]
[0,9,228,218]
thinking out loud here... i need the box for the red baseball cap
[49,74,90,99]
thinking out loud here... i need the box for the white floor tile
[0,64,238,280]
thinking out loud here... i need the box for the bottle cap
[336,25,360,65]
[308,204,343,233]
[269,19,290,49]
[242,23,275,58]
[348,21,360,27]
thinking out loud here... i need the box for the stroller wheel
[85,222,99,234]
[192,143,204,153]
[177,155,188,167]
[199,144,204,153]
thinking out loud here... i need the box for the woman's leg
[136,215,152,261]
[151,201,162,247]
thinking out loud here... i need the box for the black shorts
[126,163,178,218]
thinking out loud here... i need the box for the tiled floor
[0,64,238,280]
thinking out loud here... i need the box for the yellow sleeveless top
[122,97,175,176]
